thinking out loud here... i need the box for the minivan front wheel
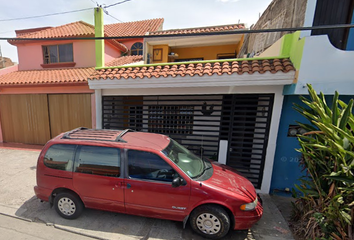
[54,192,83,219]
[190,205,230,239]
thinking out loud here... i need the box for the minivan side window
[44,144,76,171]
[75,146,120,177]
[127,150,175,182]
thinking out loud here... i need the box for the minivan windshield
[162,139,209,178]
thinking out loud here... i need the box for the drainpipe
[94,7,104,68]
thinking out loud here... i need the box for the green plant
[291,84,354,240]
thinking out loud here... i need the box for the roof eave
[88,71,295,90]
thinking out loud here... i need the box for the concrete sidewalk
[0,146,295,240]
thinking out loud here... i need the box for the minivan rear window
[43,144,76,171]
[75,146,121,177]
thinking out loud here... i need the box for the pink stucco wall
[16,40,119,70]
[121,39,143,51]
[104,42,122,64]
[15,39,141,70]
[0,65,18,76]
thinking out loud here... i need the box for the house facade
[240,0,354,193]
[0,17,163,145]
[89,8,296,193]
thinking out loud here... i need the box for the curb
[54,224,109,240]
[0,212,32,222]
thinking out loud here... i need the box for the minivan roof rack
[62,127,134,143]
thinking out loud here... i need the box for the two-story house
[0,17,163,145]
[88,8,296,193]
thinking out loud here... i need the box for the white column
[95,89,102,129]
[259,87,284,193]
[218,140,228,165]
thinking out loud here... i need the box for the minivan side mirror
[172,177,184,188]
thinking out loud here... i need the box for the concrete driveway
[0,147,293,240]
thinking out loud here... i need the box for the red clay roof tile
[105,55,143,67]
[9,21,128,52]
[89,58,295,81]
[149,23,245,36]
[105,18,164,37]
[0,67,94,85]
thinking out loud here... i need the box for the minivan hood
[206,162,257,199]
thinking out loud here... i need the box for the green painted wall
[280,31,305,70]
[94,7,104,68]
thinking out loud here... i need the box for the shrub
[291,84,354,240]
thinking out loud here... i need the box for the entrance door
[73,145,125,213]
[124,149,190,221]
[221,94,274,189]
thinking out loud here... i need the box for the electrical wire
[0,8,93,22]
[105,0,131,8]
[1,23,353,41]
[106,13,123,23]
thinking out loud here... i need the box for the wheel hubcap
[196,213,221,234]
[58,197,76,216]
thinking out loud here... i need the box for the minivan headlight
[240,197,258,211]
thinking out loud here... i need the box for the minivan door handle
[119,182,131,189]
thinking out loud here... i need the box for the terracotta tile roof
[0,67,94,85]
[11,21,95,40]
[149,23,245,36]
[105,18,164,37]
[106,55,143,67]
[8,21,128,52]
[89,58,295,80]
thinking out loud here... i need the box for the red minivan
[34,128,262,239]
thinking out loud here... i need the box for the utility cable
[1,23,353,41]
[105,0,131,8]
[106,13,123,23]
[0,8,93,22]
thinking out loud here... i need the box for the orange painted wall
[171,44,239,61]
[152,45,169,64]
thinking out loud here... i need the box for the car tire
[190,205,230,239]
[54,192,83,219]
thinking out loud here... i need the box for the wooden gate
[0,94,92,145]
[0,94,51,144]
[48,94,92,138]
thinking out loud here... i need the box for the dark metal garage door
[102,94,274,188]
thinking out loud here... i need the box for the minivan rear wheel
[54,192,83,219]
[190,205,230,239]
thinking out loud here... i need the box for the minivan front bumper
[234,198,263,230]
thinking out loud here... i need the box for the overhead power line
[0,8,93,22]
[106,13,123,23]
[105,0,131,8]
[1,23,354,41]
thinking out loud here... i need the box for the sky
[0,0,273,63]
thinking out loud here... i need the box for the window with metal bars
[148,105,194,134]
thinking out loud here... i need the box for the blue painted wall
[270,95,306,195]
[347,10,354,50]
[271,94,354,195]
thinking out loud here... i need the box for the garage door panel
[0,94,51,144]
[48,94,92,138]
